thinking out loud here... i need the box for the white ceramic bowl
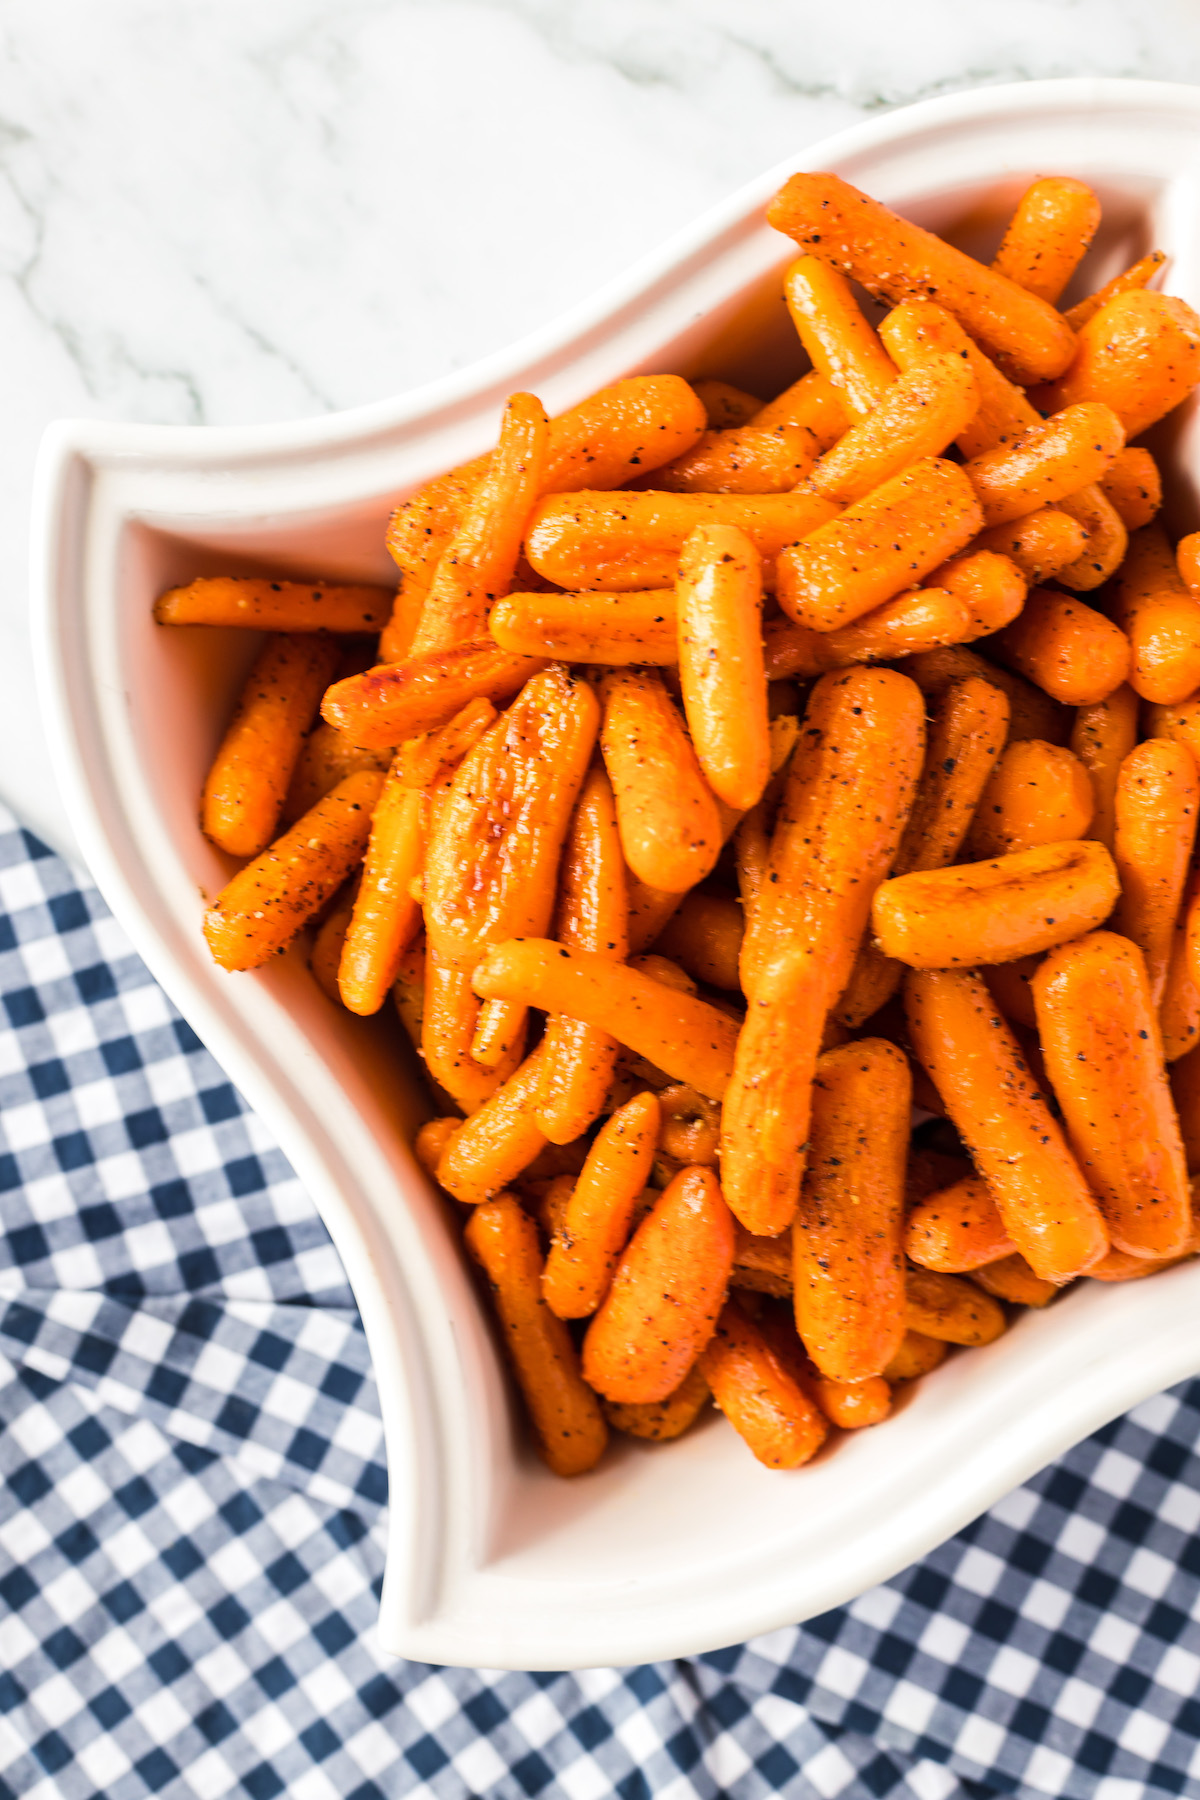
[31,77,1200,1672]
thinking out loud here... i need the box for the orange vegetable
[1169,1042,1200,1171]
[991,588,1131,707]
[1033,931,1191,1259]
[155,575,392,633]
[763,585,973,682]
[904,1267,1007,1345]
[322,641,546,752]
[1032,290,1200,438]
[776,457,982,632]
[309,878,358,1004]
[905,1175,1014,1272]
[655,1083,722,1165]
[676,523,770,812]
[782,255,898,419]
[421,950,520,1115]
[966,739,1095,859]
[582,1166,734,1403]
[654,891,743,993]
[1070,684,1139,853]
[473,939,739,1101]
[413,1115,458,1178]
[436,1047,549,1206]
[652,424,818,494]
[283,722,392,825]
[1159,866,1200,1064]
[792,1039,910,1381]
[700,1298,828,1468]
[767,172,1077,383]
[396,697,499,792]
[464,1195,608,1477]
[542,1090,661,1319]
[904,967,1108,1283]
[1062,249,1167,330]
[603,1361,712,1440]
[901,645,1072,745]
[878,297,1036,458]
[203,769,384,973]
[202,634,340,858]
[972,509,1089,584]
[490,588,677,665]
[337,772,424,1016]
[1102,447,1162,530]
[930,548,1028,635]
[874,838,1119,970]
[534,766,628,1145]
[524,488,840,593]
[991,176,1101,304]
[962,402,1124,529]
[813,1373,892,1429]
[971,1255,1058,1308]
[1112,738,1199,1004]
[599,668,721,892]
[810,351,978,502]
[1053,485,1129,593]
[752,369,849,445]
[982,953,1042,1030]
[883,1330,947,1382]
[692,379,763,428]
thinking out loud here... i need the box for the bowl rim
[31,74,1200,1671]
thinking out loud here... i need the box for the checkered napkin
[3,804,1200,1800]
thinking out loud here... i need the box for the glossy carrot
[776,457,982,632]
[156,576,392,632]
[652,424,818,494]
[898,645,1071,745]
[524,489,840,593]
[436,1046,549,1205]
[283,722,392,825]
[1178,533,1200,596]
[812,1373,892,1430]
[379,575,428,663]
[878,297,1037,457]
[542,1090,661,1318]
[701,1298,828,1467]
[582,1166,734,1403]
[767,172,1077,382]
[762,586,972,682]
[337,772,424,1015]
[810,351,977,501]
[905,1267,1007,1344]
[322,642,546,751]
[655,892,743,993]
[413,1116,458,1179]
[966,739,1095,859]
[473,939,739,1101]
[202,634,340,858]
[391,938,426,1055]
[598,668,721,892]
[930,548,1028,636]
[1112,738,1199,1004]
[874,838,1119,970]
[1145,690,1200,774]
[730,1224,793,1298]
[905,1175,1013,1272]
[752,369,849,444]
[983,953,1042,1030]
[972,509,1089,584]
[204,769,385,973]
[991,589,1131,708]
[1170,1041,1200,1171]
[655,1083,723,1164]
[421,949,520,1115]
[991,176,1101,304]
[963,402,1123,529]
[1053,485,1129,593]
[464,1195,608,1477]
[1160,866,1200,1064]
[676,523,770,812]
[1070,685,1139,854]
[792,1039,910,1381]
[692,379,763,428]
[904,967,1108,1283]
[783,255,897,419]
[1033,931,1190,1259]
[1032,291,1200,438]
[534,766,628,1145]
[971,1255,1058,1308]
[883,1330,947,1382]
[603,1361,712,1441]
[1062,250,1166,330]
[1102,447,1162,530]
[490,588,677,665]
[309,877,358,1004]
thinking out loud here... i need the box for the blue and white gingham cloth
[3,800,1200,1800]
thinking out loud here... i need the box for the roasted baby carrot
[322,642,546,751]
[792,1038,910,1381]
[309,877,358,1004]
[1179,533,1200,596]
[763,586,972,682]
[874,838,1118,970]
[991,176,1101,303]
[412,392,548,654]
[652,424,818,494]
[1062,249,1166,330]
[413,1115,458,1178]
[878,297,1037,457]
[421,950,520,1115]
[810,351,978,502]
[882,1330,947,1382]
[1053,485,1129,593]
[1170,1042,1200,1171]
[783,255,897,419]
[654,892,743,993]
[966,739,1095,859]
[202,634,340,858]
[1102,447,1162,530]
[582,1165,734,1403]
[655,1082,722,1164]
[990,588,1131,707]
[767,172,1077,383]
[524,489,840,592]
[156,575,392,633]
[1032,290,1200,438]
[904,1267,1007,1345]
[971,1255,1058,1308]
[1112,738,1199,1004]
[930,548,1028,636]
[962,402,1124,528]
[972,509,1089,584]
[905,1175,1014,1272]
[904,967,1108,1283]
[1033,931,1190,1259]
[692,379,763,428]
[811,1372,892,1429]
[464,1194,608,1477]
[676,523,770,812]
[436,1046,549,1206]
[542,1090,661,1318]
[899,646,1071,745]
[379,575,426,663]
[473,939,739,1101]
[489,588,677,664]
[603,1361,712,1441]
[204,768,385,972]
[700,1298,828,1468]
[1158,866,1200,1064]
[1145,691,1200,773]
[599,668,721,892]
[337,771,424,1015]
[283,721,392,824]
[752,369,849,444]
[983,954,1042,1029]
[775,458,982,631]
[534,766,628,1145]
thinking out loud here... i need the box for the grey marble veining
[7,0,1200,855]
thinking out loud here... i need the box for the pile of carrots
[159,170,1200,1476]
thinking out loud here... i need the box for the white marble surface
[9,0,1200,860]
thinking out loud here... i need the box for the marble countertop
[10,0,1200,861]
